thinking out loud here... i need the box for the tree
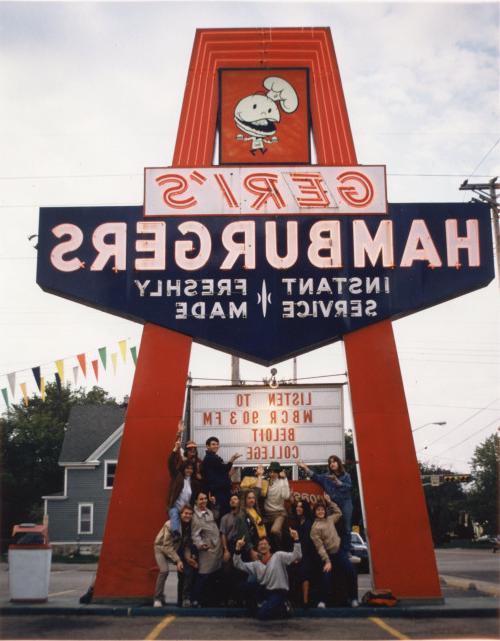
[0,383,118,550]
[467,433,499,535]
[419,463,469,544]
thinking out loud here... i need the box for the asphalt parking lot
[1,613,499,640]
[0,547,498,640]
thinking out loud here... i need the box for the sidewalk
[1,563,498,618]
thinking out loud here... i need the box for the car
[350,532,370,572]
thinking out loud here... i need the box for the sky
[0,1,499,473]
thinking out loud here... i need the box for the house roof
[59,404,126,464]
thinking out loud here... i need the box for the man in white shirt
[233,528,301,619]
[263,461,291,548]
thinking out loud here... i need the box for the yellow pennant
[55,359,65,383]
[41,377,46,402]
[118,340,127,363]
[111,352,118,374]
[20,382,28,406]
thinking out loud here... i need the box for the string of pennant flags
[1,339,138,408]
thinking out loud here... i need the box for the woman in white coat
[191,491,223,605]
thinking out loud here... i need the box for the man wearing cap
[169,420,203,481]
[263,461,291,549]
[168,427,202,537]
[184,439,203,481]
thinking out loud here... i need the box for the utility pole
[459,176,500,285]
[231,355,240,384]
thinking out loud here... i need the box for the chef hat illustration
[263,76,299,114]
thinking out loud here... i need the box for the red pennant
[91,359,99,381]
[77,353,87,378]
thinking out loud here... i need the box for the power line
[0,172,497,181]
[467,138,500,179]
[409,402,500,411]
[401,357,499,366]
[431,419,499,458]
[418,398,500,452]
[189,372,347,384]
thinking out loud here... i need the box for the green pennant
[1,388,8,407]
[98,347,107,370]
[130,346,137,366]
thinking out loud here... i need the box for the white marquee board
[190,384,344,466]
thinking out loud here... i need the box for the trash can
[8,523,52,603]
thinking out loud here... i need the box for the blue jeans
[339,500,353,553]
[192,570,223,606]
[239,579,289,619]
[257,590,289,620]
[168,507,181,535]
[319,548,358,605]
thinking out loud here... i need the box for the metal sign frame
[87,27,489,601]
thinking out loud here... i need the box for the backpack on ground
[361,589,398,607]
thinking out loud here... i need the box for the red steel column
[307,29,442,601]
[344,323,442,599]
[94,325,191,599]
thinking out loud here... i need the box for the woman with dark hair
[235,465,267,560]
[167,456,202,537]
[290,497,317,608]
[298,456,353,554]
[168,420,203,481]
[325,455,353,538]
[184,440,203,481]
[310,495,358,608]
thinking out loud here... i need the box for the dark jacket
[201,450,233,493]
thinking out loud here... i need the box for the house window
[104,461,117,489]
[78,503,93,535]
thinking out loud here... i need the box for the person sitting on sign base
[233,528,301,620]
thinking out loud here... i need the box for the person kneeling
[233,529,301,620]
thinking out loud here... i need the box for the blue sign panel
[37,202,494,364]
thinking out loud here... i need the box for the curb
[1,603,498,619]
[440,575,500,598]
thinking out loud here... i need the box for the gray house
[43,404,125,555]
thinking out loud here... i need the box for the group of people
[153,426,359,618]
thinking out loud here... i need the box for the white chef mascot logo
[234,76,299,155]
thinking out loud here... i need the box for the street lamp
[411,421,446,433]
